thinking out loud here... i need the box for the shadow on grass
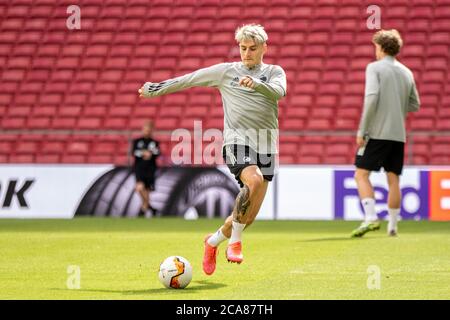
[300,236,382,242]
[50,280,227,296]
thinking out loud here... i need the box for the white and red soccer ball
[158,256,193,289]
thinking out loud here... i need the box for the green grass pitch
[0,218,449,300]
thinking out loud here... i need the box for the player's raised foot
[226,241,243,264]
[202,234,218,275]
[350,221,381,238]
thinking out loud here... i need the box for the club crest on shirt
[230,76,239,87]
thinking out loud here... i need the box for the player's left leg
[386,171,401,236]
[220,172,268,235]
[145,176,158,217]
[351,168,380,237]
[210,177,267,243]
[242,178,268,229]
[224,165,268,263]
[383,141,404,236]
[135,181,149,216]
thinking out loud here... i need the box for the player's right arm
[138,63,227,98]
[132,139,143,158]
[408,78,420,112]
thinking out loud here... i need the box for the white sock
[361,198,377,223]
[229,221,246,244]
[207,228,228,247]
[388,208,400,230]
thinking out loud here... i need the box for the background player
[132,120,160,218]
[351,29,420,238]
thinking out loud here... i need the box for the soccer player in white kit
[351,30,420,238]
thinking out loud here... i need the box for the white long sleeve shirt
[141,62,287,154]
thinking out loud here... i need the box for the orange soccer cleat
[202,234,218,275]
[225,241,243,264]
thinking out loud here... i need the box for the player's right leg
[202,166,268,273]
[351,139,389,238]
[351,168,380,237]
[202,216,231,275]
[202,181,255,274]
[386,171,401,236]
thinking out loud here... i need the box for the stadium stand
[0,0,449,165]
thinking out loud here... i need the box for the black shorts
[223,144,276,188]
[135,171,155,191]
[354,138,405,175]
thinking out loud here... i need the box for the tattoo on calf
[233,185,250,223]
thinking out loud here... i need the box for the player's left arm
[239,66,287,100]
[408,78,420,112]
[132,139,144,158]
[149,140,160,158]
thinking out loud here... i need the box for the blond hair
[235,24,268,45]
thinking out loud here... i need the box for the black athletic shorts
[135,171,155,191]
[223,144,276,188]
[354,138,405,175]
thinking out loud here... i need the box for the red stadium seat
[436,118,450,130]
[297,155,322,164]
[51,117,77,129]
[279,155,295,164]
[323,156,349,164]
[285,106,309,118]
[283,119,306,131]
[306,119,331,130]
[35,154,61,163]
[204,117,224,129]
[67,141,90,155]
[61,154,86,163]
[335,118,357,130]
[410,118,435,130]
[2,117,27,129]
[27,117,52,129]
[9,154,35,163]
[300,143,325,157]
[42,141,64,154]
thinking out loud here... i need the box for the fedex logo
[334,170,450,221]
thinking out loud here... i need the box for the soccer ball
[158,256,193,289]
